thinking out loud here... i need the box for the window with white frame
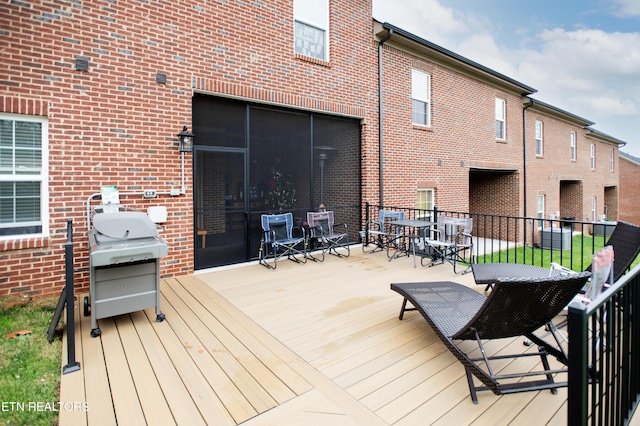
[610,149,615,171]
[294,0,329,61]
[495,97,505,139]
[417,188,434,219]
[590,144,596,169]
[535,120,543,156]
[592,197,597,222]
[412,69,431,126]
[570,131,576,161]
[537,194,545,219]
[0,114,48,238]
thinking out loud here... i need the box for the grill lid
[93,211,159,241]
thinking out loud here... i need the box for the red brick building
[619,153,640,226]
[523,100,621,223]
[0,1,626,298]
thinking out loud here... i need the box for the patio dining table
[389,219,436,267]
[472,263,562,291]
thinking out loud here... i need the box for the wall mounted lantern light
[177,126,195,195]
[177,126,194,153]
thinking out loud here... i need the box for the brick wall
[524,110,619,222]
[619,156,640,225]
[379,44,524,212]
[0,0,377,297]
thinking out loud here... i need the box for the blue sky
[372,0,640,156]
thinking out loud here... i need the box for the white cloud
[516,28,640,118]
[611,0,640,17]
[372,0,472,49]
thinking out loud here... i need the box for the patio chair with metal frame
[391,271,592,403]
[422,215,474,274]
[306,210,350,261]
[258,212,307,269]
[361,209,405,257]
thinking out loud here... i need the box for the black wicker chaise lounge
[391,272,592,403]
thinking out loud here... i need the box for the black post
[63,219,80,374]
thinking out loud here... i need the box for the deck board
[60,249,613,425]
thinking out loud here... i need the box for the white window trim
[537,194,545,219]
[535,120,543,156]
[590,144,596,170]
[495,98,506,140]
[417,188,434,220]
[0,113,49,241]
[570,131,576,161]
[293,0,329,62]
[412,69,431,127]
[610,149,615,171]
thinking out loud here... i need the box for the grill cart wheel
[156,313,166,322]
[84,296,90,316]
[90,328,101,338]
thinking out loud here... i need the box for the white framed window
[590,144,596,170]
[417,188,434,219]
[570,131,576,161]
[495,97,505,140]
[537,194,545,219]
[412,69,431,126]
[294,0,329,61]
[610,149,615,171]
[0,114,49,239]
[535,120,543,156]
[591,197,597,222]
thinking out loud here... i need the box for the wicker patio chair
[258,212,307,269]
[306,210,350,261]
[391,271,592,404]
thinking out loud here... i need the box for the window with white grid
[0,114,48,238]
[294,0,329,61]
[535,120,543,156]
[495,98,505,140]
[412,69,431,126]
[570,131,576,161]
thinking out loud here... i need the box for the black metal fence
[568,266,640,425]
[363,203,618,272]
[364,203,640,424]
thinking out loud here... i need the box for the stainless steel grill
[85,208,168,337]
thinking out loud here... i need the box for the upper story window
[412,69,431,126]
[570,131,576,161]
[495,97,505,140]
[590,144,596,169]
[294,0,329,61]
[535,120,543,156]
[610,149,615,171]
[0,114,48,239]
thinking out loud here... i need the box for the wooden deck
[60,248,576,425]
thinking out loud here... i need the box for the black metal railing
[568,265,640,425]
[363,203,619,272]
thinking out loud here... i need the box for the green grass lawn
[477,233,640,272]
[0,297,62,426]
